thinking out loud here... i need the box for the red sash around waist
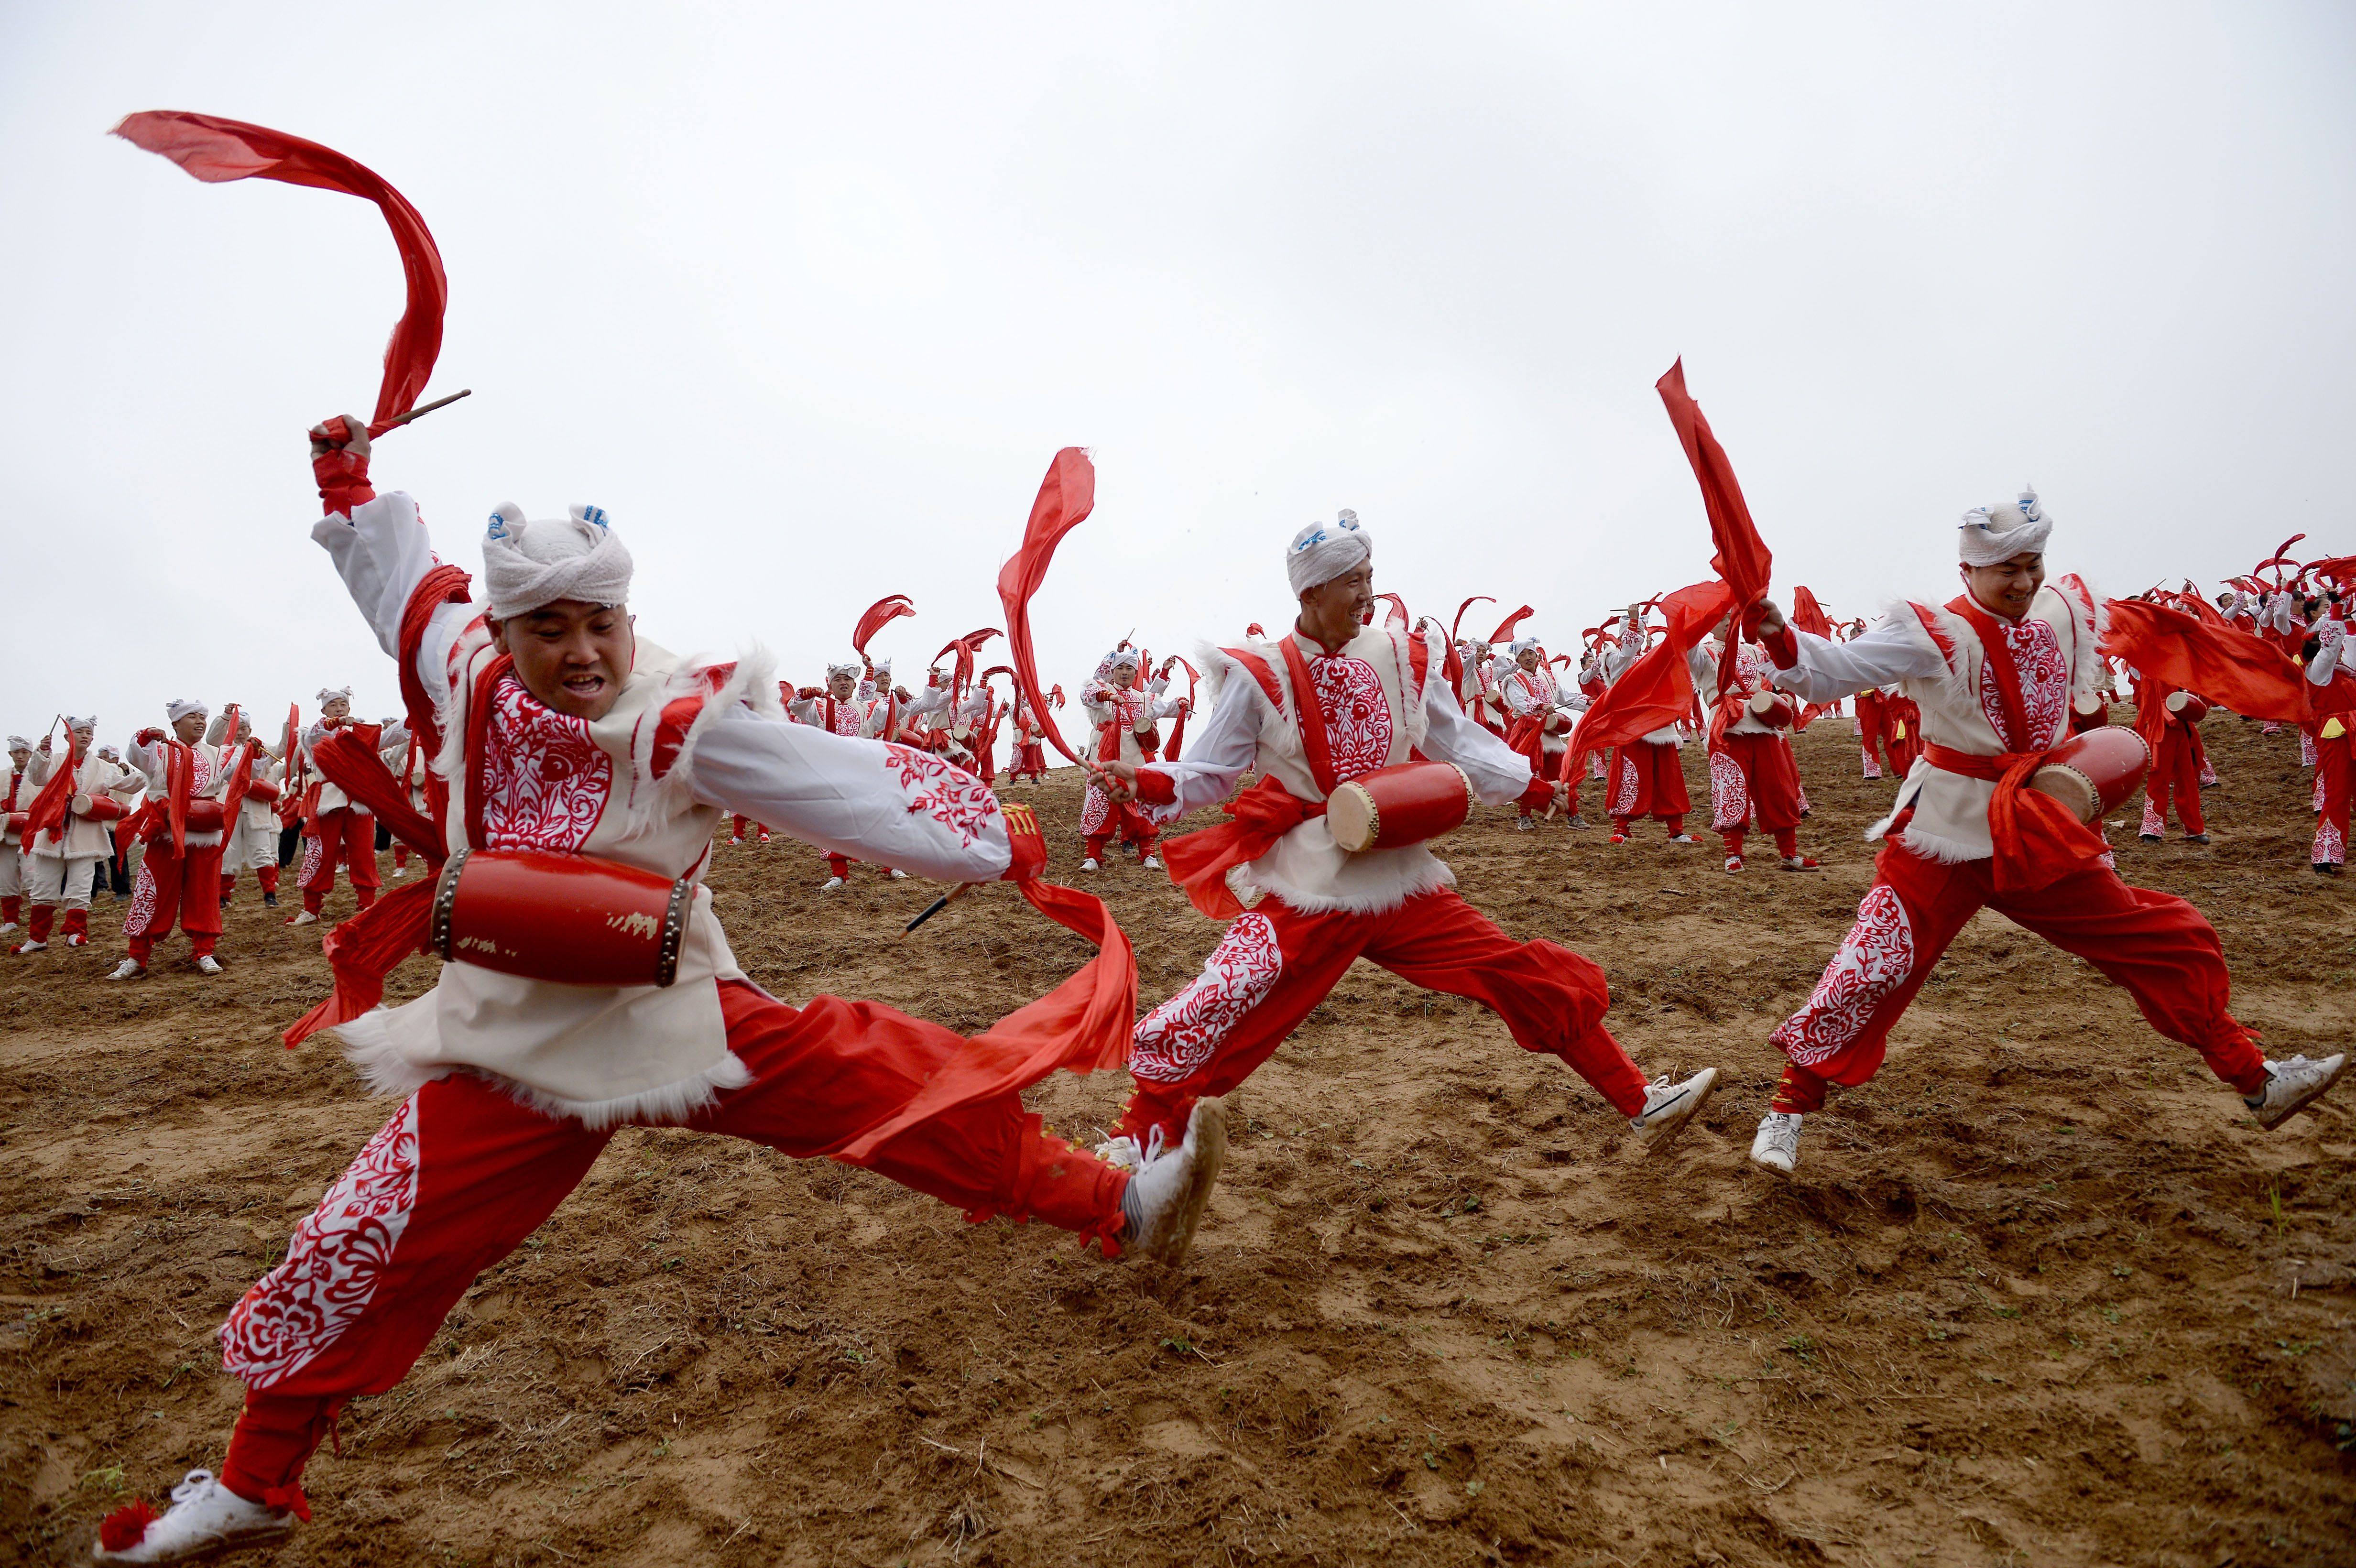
[1922,742,2107,895]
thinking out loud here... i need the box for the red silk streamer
[1657,359,1772,695]
[1489,605,1535,645]
[2256,535,2307,589]
[852,595,916,656]
[282,732,457,1048]
[835,876,1136,1162]
[112,111,446,436]
[2101,597,2319,724]
[20,728,77,845]
[1162,656,1201,762]
[2309,555,2356,592]
[1790,586,1832,640]
[994,448,1097,764]
[1371,593,1410,629]
[1567,579,1734,775]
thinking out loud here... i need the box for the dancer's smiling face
[1963,552,2045,620]
[491,599,634,721]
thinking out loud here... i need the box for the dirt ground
[4,713,2352,1567]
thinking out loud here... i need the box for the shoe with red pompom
[1723,855,1744,874]
[92,1470,295,1561]
[1780,855,1822,872]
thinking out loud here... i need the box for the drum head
[1326,782,1377,854]
[2028,763,2099,825]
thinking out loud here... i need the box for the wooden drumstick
[376,389,472,432]
[903,880,978,936]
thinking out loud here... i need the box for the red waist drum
[183,800,227,832]
[1325,761,1476,853]
[1745,691,1794,730]
[432,846,693,988]
[2029,728,2150,825]
[2163,689,2210,724]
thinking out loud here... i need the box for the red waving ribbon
[995,448,1098,764]
[852,595,916,656]
[1567,579,1734,774]
[1657,359,1772,695]
[112,111,447,436]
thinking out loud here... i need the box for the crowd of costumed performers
[46,110,2349,1564]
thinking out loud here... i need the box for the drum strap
[1277,636,1341,797]
[461,653,518,851]
[1948,595,2036,750]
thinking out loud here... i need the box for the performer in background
[216,712,286,906]
[1744,489,2344,1176]
[1604,606,1704,846]
[1497,636,1591,830]
[10,719,124,954]
[1702,626,1817,874]
[1077,647,1184,871]
[1089,511,1717,1167]
[0,735,28,935]
[791,663,907,889]
[110,699,234,980]
[92,415,1224,1565]
[289,689,404,926]
[2306,607,2350,874]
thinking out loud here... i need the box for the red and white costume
[1079,652,1184,866]
[1,740,31,933]
[379,730,427,875]
[120,702,235,969]
[1702,640,1808,868]
[1007,692,1051,783]
[12,728,129,951]
[1111,514,1685,1153]
[1496,643,1589,824]
[1454,640,1509,737]
[1759,495,2269,1132]
[216,720,287,902]
[208,465,1143,1523]
[2127,669,2206,841]
[294,694,404,919]
[1603,621,1706,840]
[2307,615,2350,871]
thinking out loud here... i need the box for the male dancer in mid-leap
[1743,488,2345,1176]
[1088,512,1719,1168]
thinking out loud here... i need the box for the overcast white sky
[3,3,2350,749]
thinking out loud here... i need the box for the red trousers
[1607,742,1689,831]
[215,978,1125,1510]
[1708,732,1803,856]
[222,865,282,899]
[1081,785,1158,862]
[1768,838,2265,1112]
[1011,742,1047,781]
[2140,726,2205,836]
[731,815,771,840]
[125,837,224,961]
[1113,889,1647,1148]
[1854,694,1893,778]
[2314,730,2349,867]
[299,808,379,915]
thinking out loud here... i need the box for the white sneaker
[1628,1067,1717,1152]
[1750,1111,1803,1175]
[194,955,223,975]
[727,835,742,845]
[105,959,145,981]
[1142,854,1162,871]
[1667,833,1698,845]
[389,865,407,879]
[820,876,846,893]
[1118,1100,1226,1264]
[2247,1054,2349,1131]
[887,868,908,880]
[1080,858,1101,872]
[10,939,46,955]
[92,1468,296,1562]
[0,920,17,936]
[285,910,319,927]
[1515,816,1535,832]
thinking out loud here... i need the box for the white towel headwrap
[483,502,635,618]
[7,735,31,751]
[1287,510,1370,596]
[1958,487,2052,566]
[166,697,209,723]
[317,686,352,705]
[64,714,95,733]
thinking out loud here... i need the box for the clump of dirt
[3,716,2351,1565]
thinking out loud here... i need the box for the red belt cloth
[1161,776,1324,921]
[1922,742,2108,895]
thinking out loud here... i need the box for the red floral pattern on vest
[480,674,612,852]
[1980,618,2068,751]
[1306,654,1393,783]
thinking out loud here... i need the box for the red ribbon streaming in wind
[1789,586,1832,640]
[1656,359,1773,696]
[112,111,447,436]
[19,725,77,845]
[994,448,1097,764]
[1488,605,1535,644]
[2101,597,2326,725]
[1566,579,1735,775]
[852,595,916,656]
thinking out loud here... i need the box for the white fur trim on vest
[611,644,781,843]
